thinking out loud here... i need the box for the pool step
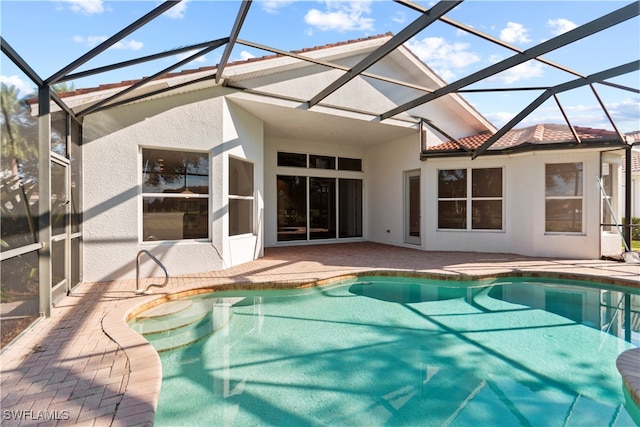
[132,298,244,352]
[145,315,214,352]
[130,300,210,335]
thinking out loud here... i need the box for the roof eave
[421,139,628,160]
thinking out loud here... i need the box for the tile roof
[621,150,640,173]
[56,33,394,99]
[427,124,638,153]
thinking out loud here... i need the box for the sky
[1,0,639,134]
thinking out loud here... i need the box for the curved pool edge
[617,348,640,424]
[102,269,640,425]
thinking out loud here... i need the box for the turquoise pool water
[130,276,640,426]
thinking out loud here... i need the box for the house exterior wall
[366,133,423,246]
[82,88,264,282]
[222,100,264,266]
[367,136,607,258]
[263,131,608,260]
[417,150,603,259]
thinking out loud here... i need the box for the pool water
[130,276,640,426]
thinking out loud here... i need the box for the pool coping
[103,268,640,425]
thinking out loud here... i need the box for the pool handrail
[135,249,169,294]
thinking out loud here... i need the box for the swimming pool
[129,275,640,426]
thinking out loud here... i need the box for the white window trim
[544,162,584,235]
[139,147,211,243]
[437,167,505,232]
[228,156,256,238]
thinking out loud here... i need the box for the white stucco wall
[366,133,423,246]
[223,100,264,267]
[367,139,607,259]
[82,88,264,281]
[419,150,604,259]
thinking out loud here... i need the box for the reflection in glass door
[310,177,336,240]
[51,154,70,304]
[405,170,421,245]
[339,179,362,238]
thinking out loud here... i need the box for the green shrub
[622,217,640,241]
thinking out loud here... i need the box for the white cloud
[304,1,374,32]
[483,111,516,128]
[0,75,36,98]
[163,0,189,19]
[174,50,207,63]
[391,11,406,24]
[499,22,531,44]
[239,51,256,61]
[62,0,104,15]
[606,97,640,122]
[484,97,639,132]
[405,37,480,82]
[487,61,544,84]
[73,35,107,46]
[114,39,144,51]
[73,35,144,51]
[547,18,577,36]
[260,0,294,14]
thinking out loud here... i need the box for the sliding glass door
[310,178,336,240]
[277,176,307,242]
[339,179,362,238]
[277,176,362,242]
[405,170,421,245]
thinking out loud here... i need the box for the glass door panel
[310,177,336,240]
[405,171,421,244]
[277,176,307,241]
[51,157,70,303]
[339,179,362,238]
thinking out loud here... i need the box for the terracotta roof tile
[622,150,640,173]
[56,33,394,99]
[428,124,633,153]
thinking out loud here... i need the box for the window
[545,162,583,233]
[309,155,335,170]
[338,157,362,172]
[142,149,209,241]
[229,157,254,236]
[278,152,306,167]
[277,175,307,241]
[471,168,503,230]
[339,178,363,238]
[276,151,363,242]
[309,177,336,239]
[438,168,503,230]
[277,151,363,172]
[438,169,467,229]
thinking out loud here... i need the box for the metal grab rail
[135,250,169,294]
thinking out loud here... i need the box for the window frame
[228,156,255,237]
[544,162,584,234]
[140,147,210,243]
[275,150,364,243]
[437,167,504,231]
[276,151,363,172]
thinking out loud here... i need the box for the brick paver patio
[1,242,638,426]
